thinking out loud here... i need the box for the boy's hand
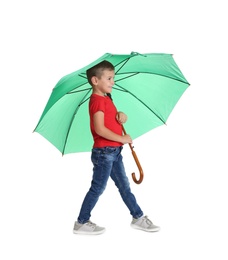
[121,134,132,144]
[116,112,128,124]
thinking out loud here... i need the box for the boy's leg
[77,147,113,224]
[110,147,143,219]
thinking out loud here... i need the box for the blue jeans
[77,146,143,224]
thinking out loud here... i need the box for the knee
[90,181,106,196]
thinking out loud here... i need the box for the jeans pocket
[91,149,101,165]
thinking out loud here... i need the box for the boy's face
[92,69,115,95]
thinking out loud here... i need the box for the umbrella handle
[122,126,144,184]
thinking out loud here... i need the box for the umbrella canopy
[34,52,190,155]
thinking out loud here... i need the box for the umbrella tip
[131,51,146,57]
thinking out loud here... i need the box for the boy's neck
[92,90,106,96]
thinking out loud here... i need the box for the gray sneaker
[131,215,160,232]
[73,220,106,235]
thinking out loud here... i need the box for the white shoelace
[85,220,96,227]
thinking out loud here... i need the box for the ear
[91,76,98,85]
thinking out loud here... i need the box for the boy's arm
[93,111,132,144]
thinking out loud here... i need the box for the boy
[73,60,160,235]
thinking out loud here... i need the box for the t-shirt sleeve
[90,97,106,116]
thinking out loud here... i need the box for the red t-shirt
[89,94,123,148]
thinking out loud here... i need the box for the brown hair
[86,60,114,86]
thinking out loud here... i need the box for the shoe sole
[73,229,106,235]
[130,224,160,232]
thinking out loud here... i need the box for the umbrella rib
[68,87,91,94]
[115,72,189,85]
[115,58,131,74]
[62,89,91,155]
[114,83,166,124]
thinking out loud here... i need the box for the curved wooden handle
[131,150,144,184]
[122,126,144,184]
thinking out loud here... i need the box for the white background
[1,0,228,259]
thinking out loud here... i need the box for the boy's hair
[86,60,114,86]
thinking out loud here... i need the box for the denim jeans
[77,146,143,224]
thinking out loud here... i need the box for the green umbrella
[34,52,190,183]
